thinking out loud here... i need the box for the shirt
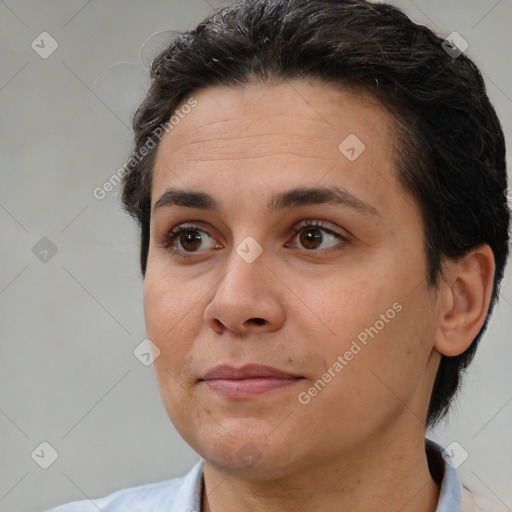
[45,440,505,512]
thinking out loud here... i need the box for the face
[144,80,440,477]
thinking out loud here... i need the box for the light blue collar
[427,439,462,511]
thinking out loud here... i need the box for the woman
[48,0,510,510]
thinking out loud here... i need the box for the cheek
[144,275,201,427]
[308,273,387,342]
[143,272,200,370]
[313,268,431,385]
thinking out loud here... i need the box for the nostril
[250,318,265,325]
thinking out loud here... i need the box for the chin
[188,420,302,474]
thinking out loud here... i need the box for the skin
[143,79,495,512]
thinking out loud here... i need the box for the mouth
[199,364,304,398]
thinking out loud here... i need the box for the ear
[434,244,495,357]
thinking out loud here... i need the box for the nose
[203,251,286,337]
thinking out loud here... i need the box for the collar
[426,439,462,511]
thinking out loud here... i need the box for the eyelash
[157,219,350,260]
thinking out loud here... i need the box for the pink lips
[200,364,303,398]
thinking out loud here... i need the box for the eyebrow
[153,186,380,217]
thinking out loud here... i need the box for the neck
[201,430,440,512]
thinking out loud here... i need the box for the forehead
[151,80,401,215]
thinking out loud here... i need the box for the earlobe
[434,244,495,357]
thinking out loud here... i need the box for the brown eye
[288,220,349,253]
[298,228,324,250]
[178,230,203,251]
[157,223,220,260]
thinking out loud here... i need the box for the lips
[201,364,300,380]
[200,364,303,397]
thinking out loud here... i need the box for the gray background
[1,1,511,511]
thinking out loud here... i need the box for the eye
[157,223,220,260]
[157,219,349,260]
[286,219,349,253]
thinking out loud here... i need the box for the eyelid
[157,218,350,259]
[289,218,350,238]
[156,221,216,251]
